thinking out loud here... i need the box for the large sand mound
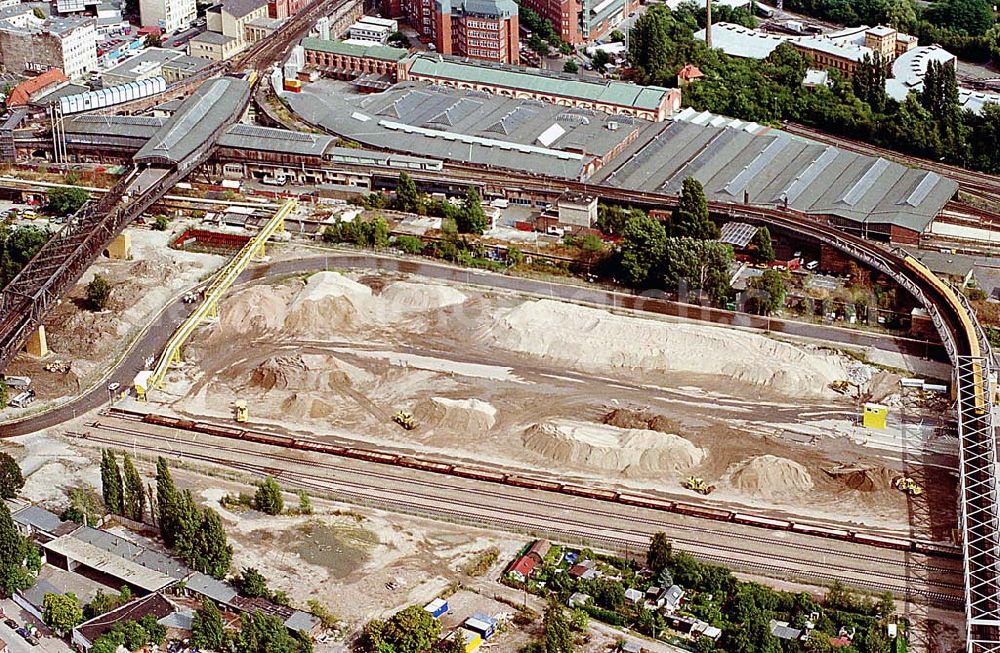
[220,273,467,338]
[603,408,679,434]
[728,455,814,499]
[523,419,705,477]
[488,300,856,397]
[413,397,497,432]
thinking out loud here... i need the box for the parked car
[4,618,18,628]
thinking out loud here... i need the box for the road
[0,250,947,436]
[75,413,965,607]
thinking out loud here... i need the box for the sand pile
[728,455,814,499]
[283,272,373,334]
[219,273,467,339]
[280,392,337,419]
[218,285,290,336]
[603,408,679,434]
[413,397,497,432]
[488,300,858,397]
[248,354,373,392]
[824,465,895,492]
[523,419,704,478]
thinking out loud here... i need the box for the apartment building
[431,0,518,64]
[0,6,98,80]
[189,0,268,60]
[139,0,196,33]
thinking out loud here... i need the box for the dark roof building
[72,593,177,650]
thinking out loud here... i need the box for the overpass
[0,76,251,369]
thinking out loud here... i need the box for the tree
[86,274,112,311]
[297,491,313,515]
[306,599,338,629]
[395,171,420,213]
[884,0,917,31]
[672,177,718,240]
[852,53,888,113]
[121,452,145,522]
[457,187,488,234]
[619,212,667,287]
[152,215,168,231]
[32,6,44,18]
[0,502,39,597]
[236,612,303,653]
[139,614,166,647]
[0,453,24,499]
[506,246,523,266]
[563,59,579,73]
[747,268,788,315]
[378,605,440,653]
[193,508,232,578]
[0,379,6,413]
[191,597,227,650]
[392,235,424,255]
[43,592,82,636]
[145,32,163,47]
[661,238,734,305]
[609,29,625,42]
[542,598,573,653]
[156,457,179,546]
[591,49,610,72]
[100,450,123,515]
[647,532,672,573]
[924,0,994,36]
[750,226,774,264]
[254,476,284,515]
[569,608,588,632]
[443,630,466,653]
[1,224,51,289]
[172,489,203,565]
[46,186,89,216]
[117,620,149,651]
[235,567,271,599]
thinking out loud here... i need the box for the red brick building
[268,0,305,19]
[301,38,409,79]
[432,0,519,64]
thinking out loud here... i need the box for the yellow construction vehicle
[393,411,416,430]
[893,476,923,496]
[682,476,715,495]
[234,400,248,423]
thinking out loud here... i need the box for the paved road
[1,250,945,436]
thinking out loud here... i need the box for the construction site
[126,242,958,540]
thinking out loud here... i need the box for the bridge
[0,76,251,369]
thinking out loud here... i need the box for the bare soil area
[1,227,224,418]
[156,270,957,538]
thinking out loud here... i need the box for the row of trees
[191,592,313,652]
[100,450,145,522]
[395,173,490,235]
[155,456,233,578]
[629,5,1000,173]
[0,223,50,289]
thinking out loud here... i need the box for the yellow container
[862,403,888,430]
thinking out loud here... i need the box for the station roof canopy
[134,77,249,166]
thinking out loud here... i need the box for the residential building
[0,7,98,80]
[349,15,397,43]
[676,63,703,86]
[399,53,681,121]
[139,0,196,33]
[429,0,518,64]
[268,0,306,19]
[507,555,537,581]
[191,0,268,60]
[6,69,69,106]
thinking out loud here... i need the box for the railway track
[72,419,965,607]
[89,414,962,570]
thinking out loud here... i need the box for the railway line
[71,415,966,607]
[122,410,957,558]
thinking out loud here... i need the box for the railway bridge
[0,76,251,369]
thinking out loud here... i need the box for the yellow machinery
[147,199,296,392]
[862,403,888,430]
[234,400,248,423]
[894,476,924,496]
[682,476,715,495]
[393,411,416,430]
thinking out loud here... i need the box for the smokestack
[706,0,712,47]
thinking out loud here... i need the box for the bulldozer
[393,411,416,430]
[682,476,715,495]
[234,400,248,423]
[893,476,923,496]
